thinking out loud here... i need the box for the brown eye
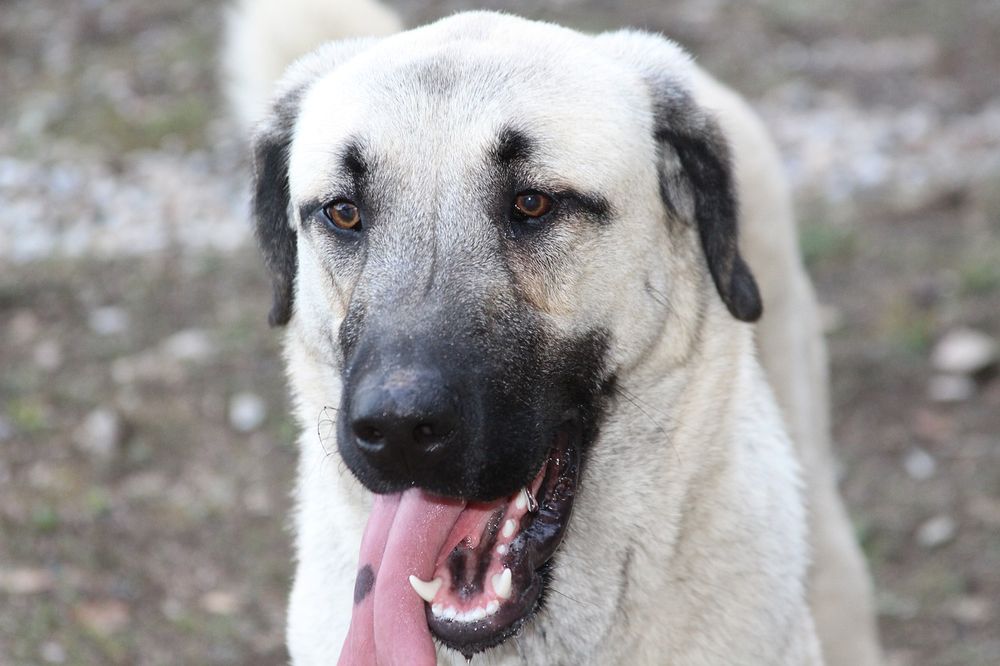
[324,200,361,230]
[513,191,553,218]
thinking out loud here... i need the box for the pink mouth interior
[337,472,545,666]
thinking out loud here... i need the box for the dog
[224,1,882,663]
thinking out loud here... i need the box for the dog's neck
[493,305,815,665]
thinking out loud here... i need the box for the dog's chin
[424,426,581,658]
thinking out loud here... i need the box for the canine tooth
[470,607,487,621]
[486,600,500,615]
[525,487,539,512]
[496,544,508,556]
[515,488,528,510]
[408,575,442,603]
[492,567,512,600]
[502,519,516,538]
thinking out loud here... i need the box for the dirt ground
[1,1,998,664]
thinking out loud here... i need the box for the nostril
[412,421,450,447]
[353,422,385,450]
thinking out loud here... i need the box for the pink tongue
[338,489,465,666]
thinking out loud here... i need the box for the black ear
[656,115,762,322]
[593,29,762,321]
[247,39,383,327]
[252,114,297,327]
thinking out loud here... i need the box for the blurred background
[1,0,998,664]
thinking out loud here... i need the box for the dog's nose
[348,366,460,472]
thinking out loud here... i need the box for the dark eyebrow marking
[343,141,369,182]
[556,189,613,222]
[492,126,534,165]
[297,139,373,223]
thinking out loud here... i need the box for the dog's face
[252,13,761,659]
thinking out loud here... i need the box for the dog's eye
[512,191,553,219]
[323,200,362,231]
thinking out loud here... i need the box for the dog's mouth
[339,426,580,664]
[425,428,579,656]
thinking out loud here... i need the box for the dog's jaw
[423,428,580,657]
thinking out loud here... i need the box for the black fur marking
[337,306,613,502]
[353,564,375,604]
[555,189,612,222]
[253,124,297,327]
[251,79,316,328]
[492,126,534,165]
[654,117,763,322]
[343,142,368,184]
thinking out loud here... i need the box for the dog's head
[251,12,760,659]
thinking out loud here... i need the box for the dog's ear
[249,40,380,326]
[252,99,298,327]
[597,31,763,322]
[655,111,763,322]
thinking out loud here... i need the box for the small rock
[33,339,63,371]
[903,447,936,480]
[74,408,124,460]
[0,416,12,442]
[927,374,975,402]
[947,596,993,626]
[160,328,217,363]
[930,327,998,375]
[201,590,240,615]
[229,392,267,433]
[40,641,66,664]
[915,514,956,548]
[0,567,55,594]
[88,306,130,336]
[73,599,130,635]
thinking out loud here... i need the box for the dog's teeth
[443,605,458,621]
[470,606,487,621]
[525,488,539,512]
[431,603,444,616]
[492,567,513,600]
[502,519,516,538]
[408,575,442,603]
[515,488,528,510]
[486,600,500,615]
[496,544,508,556]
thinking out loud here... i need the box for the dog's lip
[424,426,581,657]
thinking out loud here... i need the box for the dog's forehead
[289,16,654,201]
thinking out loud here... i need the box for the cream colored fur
[223,2,881,664]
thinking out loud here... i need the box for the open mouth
[339,425,581,663]
[422,428,579,656]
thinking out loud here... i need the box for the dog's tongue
[338,488,465,666]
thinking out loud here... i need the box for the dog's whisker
[613,385,668,435]
[546,585,602,611]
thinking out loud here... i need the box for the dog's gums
[422,430,579,656]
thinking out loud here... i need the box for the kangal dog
[224,1,881,663]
